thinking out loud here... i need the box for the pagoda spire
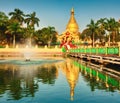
[66,8,79,34]
[71,7,74,15]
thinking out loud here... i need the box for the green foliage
[35,26,57,46]
[25,12,40,28]
[0,9,40,47]
[81,18,120,45]
[0,12,8,41]
[5,21,22,47]
[62,47,66,53]
[0,45,4,48]
[87,19,99,47]
[1,8,120,47]
[9,8,25,25]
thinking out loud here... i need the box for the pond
[0,58,120,103]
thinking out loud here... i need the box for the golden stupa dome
[66,8,79,34]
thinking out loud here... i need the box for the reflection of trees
[76,59,120,93]
[37,65,58,85]
[0,69,7,95]
[82,73,117,92]
[9,78,22,100]
[0,64,38,100]
[81,74,103,91]
[0,65,22,100]
[0,63,58,101]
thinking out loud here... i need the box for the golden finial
[71,7,74,14]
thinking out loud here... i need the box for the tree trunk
[13,34,15,48]
[48,41,51,48]
[108,34,110,46]
[92,33,94,47]
[112,31,115,43]
[29,37,32,47]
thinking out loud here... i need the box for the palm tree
[0,12,8,41]
[47,26,56,47]
[39,27,49,45]
[87,19,99,47]
[116,21,120,42]
[0,12,8,24]
[25,12,40,47]
[35,27,57,46]
[103,18,116,46]
[25,12,40,29]
[97,18,106,34]
[81,28,92,45]
[97,18,107,43]
[5,22,21,47]
[9,8,25,25]
[111,19,120,43]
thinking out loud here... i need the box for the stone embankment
[0,48,62,59]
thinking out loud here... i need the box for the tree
[97,18,106,42]
[9,8,25,25]
[115,21,120,42]
[25,12,40,47]
[47,26,57,47]
[110,19,120,43]
[81,28,91,40]
[0,12,8,43]
[25,12,40,28]
[87,19,99,47]
[35,27,57,46]
[5,22,22,47]
[103,18,116,46]
[0,12,8,24]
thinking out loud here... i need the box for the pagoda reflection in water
[60,58,80,100]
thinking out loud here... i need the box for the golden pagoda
[66,8,79,34]
[57,8,80,44]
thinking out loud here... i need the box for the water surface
[0,58,120,103]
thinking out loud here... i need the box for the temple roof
[66,8,79,34]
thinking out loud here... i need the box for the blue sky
[0,0,120,34]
